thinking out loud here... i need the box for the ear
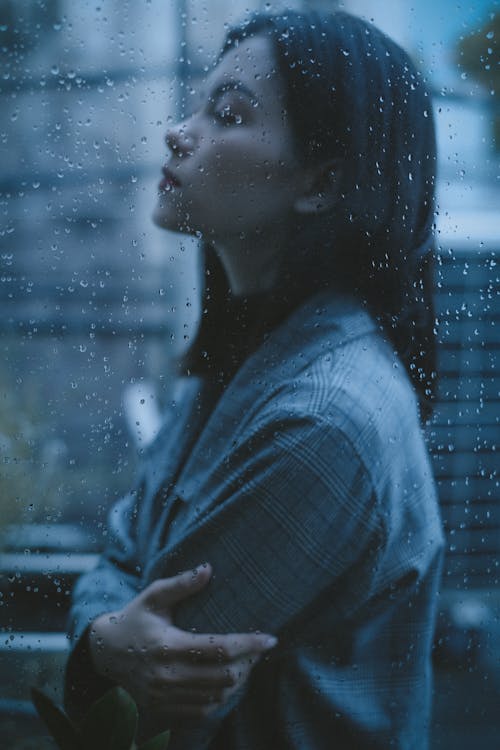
[293,159,343,216]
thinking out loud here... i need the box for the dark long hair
[182,10,438,419]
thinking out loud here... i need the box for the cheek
[204,138,294,193]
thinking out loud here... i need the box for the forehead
[207,34,285,105]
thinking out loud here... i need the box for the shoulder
[225,289,424,472]
[249,317,443,572]
[259,326,417,444]
[239,329,437,534]
[246,290,417,429]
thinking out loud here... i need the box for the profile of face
[153,35,308,243]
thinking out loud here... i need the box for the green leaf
[138,729,171,750]
[31,687,82,750]
[80,686,138,750]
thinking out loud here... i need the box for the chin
[152,207,198,237]
[153,192,198,232]
[153,198,180,231]
[152,209,171,230]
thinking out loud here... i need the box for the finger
[170,631,278,663]
[144,564,212,610]
[149,685,225,705]
[137,691,211,717]
[154,662,237,689]
[166,702,220,719]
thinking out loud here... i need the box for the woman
[65,10,444,749]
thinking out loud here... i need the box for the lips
[159,165,181,192]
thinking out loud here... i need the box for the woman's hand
[88,564,277,719]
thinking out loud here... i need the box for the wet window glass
[0,1,498,747]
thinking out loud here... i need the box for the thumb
[145,563,213,610]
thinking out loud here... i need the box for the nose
[166,121,195,158]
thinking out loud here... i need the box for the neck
[210,224,288,297]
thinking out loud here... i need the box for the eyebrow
[208,80,258,105]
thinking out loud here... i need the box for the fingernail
[264,636,278,649]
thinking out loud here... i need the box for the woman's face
[153,34,303,241]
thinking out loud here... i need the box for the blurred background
[0,0,498,746]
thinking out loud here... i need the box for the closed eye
[213,104,243,126]
[206,81,258,127]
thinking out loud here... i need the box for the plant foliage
[31,686,171,750]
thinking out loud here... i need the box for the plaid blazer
[67,291,444,749]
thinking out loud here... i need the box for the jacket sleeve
[64,488,144,721]
[66,374,197,646]
[67,488,144,645]
[161,408,384,636]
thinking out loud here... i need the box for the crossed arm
[67,411,380,728]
